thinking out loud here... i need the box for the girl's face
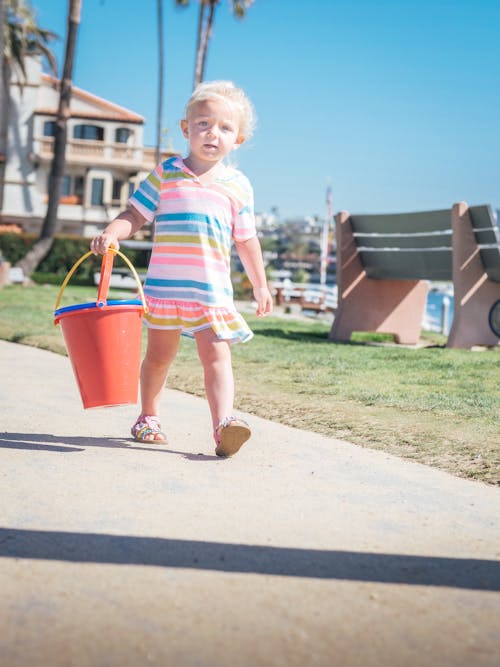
[181,99,244,165]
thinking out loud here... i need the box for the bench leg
[328,211,428,345]
[329,277,428,345]
[447,202,500,348]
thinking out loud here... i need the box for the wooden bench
[328,202,500,348]
[273,282,337,314]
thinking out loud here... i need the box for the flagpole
[320,185,333,295]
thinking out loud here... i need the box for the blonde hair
[185,80,256,141]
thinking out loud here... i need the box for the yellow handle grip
[54,248,148,313]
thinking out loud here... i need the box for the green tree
[0,0,57,212]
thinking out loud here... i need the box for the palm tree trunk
[199,0,217,84]
[16,0,82,277]
[193,0,250,89]
[155,0,164,165]
[0,0,7,214]
[40,0,81,241]
[194,0,207,88]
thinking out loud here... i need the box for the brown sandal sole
[215,422,251,457]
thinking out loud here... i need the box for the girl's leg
[195,327,234,432]
[140,327,181,416]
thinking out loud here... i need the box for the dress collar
[172,156,232,185]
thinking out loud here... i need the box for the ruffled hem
[143,297,253,343]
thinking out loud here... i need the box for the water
[424,289,454,334]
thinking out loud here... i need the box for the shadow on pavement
[0,432,219,461]
[0,527,498,592]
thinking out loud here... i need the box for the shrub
[232,271,253,300]
[0,233,36,264]
[0,233,151,285]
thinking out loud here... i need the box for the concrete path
[0,339,499,667]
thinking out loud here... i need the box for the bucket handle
[54,247,148,314]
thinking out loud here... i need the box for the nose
[206,124,218,138]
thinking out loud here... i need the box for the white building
[1,57,176,236]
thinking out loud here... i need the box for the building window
[115,128,130,144]
[91,178,105,206]
[74,176,84,199]
[59,174,84,204]
[73,124,104,141]
[112,179,123,204]
[43,120,56,136]
[61,175,71,196]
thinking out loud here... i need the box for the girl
[90,80,273,456]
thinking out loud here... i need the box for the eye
[197,120,209,128]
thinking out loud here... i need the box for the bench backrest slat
[477,248,500,282]
[350,209,451,234]
[354,230,451,250]
[358,249,452,281]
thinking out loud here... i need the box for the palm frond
[231,0,254,20]
[4,0,59,80]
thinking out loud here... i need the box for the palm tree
[156,0,164,165]
[16,0,81,277]
[0,1,5,203]
[0,0,57,213]
[156,0,253,160]
[193,0,216,88]
[155,0,189,162]
[193,0,254,88]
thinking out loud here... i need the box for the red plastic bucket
[54,249,147,409]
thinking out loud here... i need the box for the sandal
[215,417,251,457]
[131,415,167,444]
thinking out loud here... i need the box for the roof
[39,74,144,124]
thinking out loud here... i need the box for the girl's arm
[90,206,147,255]
[234,235,273,317]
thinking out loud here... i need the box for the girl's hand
[90,233,119,255]
[253,286,273,317]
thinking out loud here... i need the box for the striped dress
[128,156,256,342]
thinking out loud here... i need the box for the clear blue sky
[32,0,500,219]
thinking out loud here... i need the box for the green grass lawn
[1,284,499,485]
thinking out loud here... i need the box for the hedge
[0,234,151,285]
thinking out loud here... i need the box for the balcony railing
[35,137,173,170]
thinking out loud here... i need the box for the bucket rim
[54,299,143,317]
